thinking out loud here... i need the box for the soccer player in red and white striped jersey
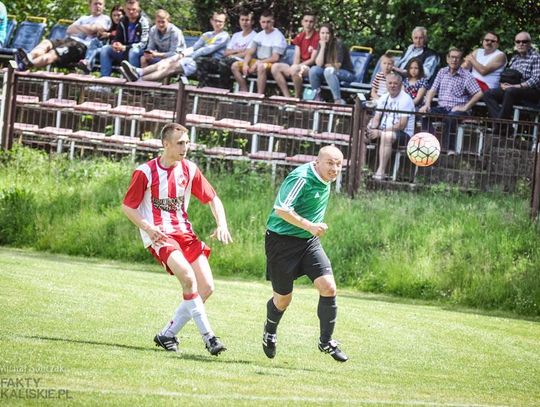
[122,123,232,355]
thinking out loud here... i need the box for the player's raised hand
[211,225,233,244]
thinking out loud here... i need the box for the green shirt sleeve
[273,173,306,212]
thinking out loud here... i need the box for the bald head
[318,145,343,161]
[316,146,343,182]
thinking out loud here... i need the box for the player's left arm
[208,196,233,244]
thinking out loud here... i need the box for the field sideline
[1,247,539,406]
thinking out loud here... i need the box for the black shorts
[265,230,333,295]
[51,39,87,67]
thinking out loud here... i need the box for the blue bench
[49,19,73,41]
[0,17,47,57]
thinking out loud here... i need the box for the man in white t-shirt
[462,31,506,91]
[231,10,287,94]
[15,0,111,71]
[197,8,256,89]
[366,72,415,180]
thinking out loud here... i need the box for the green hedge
[1,146,539,315]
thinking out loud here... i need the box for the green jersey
[267,162,331,238]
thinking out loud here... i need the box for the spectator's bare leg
[375,131,396,176]
[231,61,248,92]
[256,64,268,95]
[271,63,291,97]
[291,65,307,98]
[28,40,58,67]
[142,58,182,82]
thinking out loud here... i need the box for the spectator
[120,11,229,82]
[402,57,428,107]
[197,8,256,89]
[371,52,395,101]
[14,0,111,71]
[140,9,185,68]
[78,4,124,73]
[394,26,440,82]
[366,72,415,180]
[419,48,483,155]
[483,31,540,120]
[100,0,149,77]
[0,1,7,47]
[271,11,319,98]
[231,10,287,95]
[307,23,354,104]
[462,31,506,91]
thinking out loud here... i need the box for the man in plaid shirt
[483,31,540,120]
[420,48,483,154]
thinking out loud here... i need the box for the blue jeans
[84,38,104,70]
[100,44,144,76]
[308,66,354,101]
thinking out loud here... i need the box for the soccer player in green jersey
[262,145,348,362]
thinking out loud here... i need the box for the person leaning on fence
[461,31,507,91]
[271,11,319,98]
[231,10,287,95]
[122,123,232,356]
[370,52,395,102]
[307,23,354,105]
[99,0,149,77]
[120,11,229,83]
[77,4,124,74]
[483,31,540,122]
[196,9,256,89]
[367,72,415,180]
[393,26,440,82]
[402,57,429,107]
[0,1,7,47]
[419,47,483,155]
[140,8,185,68]
[14,0,111,71]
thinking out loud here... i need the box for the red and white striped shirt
[123,158,216,247]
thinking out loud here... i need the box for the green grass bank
[1,146,539,315]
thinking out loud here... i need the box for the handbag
[500,68,523,85]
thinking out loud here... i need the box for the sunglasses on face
[515,40,531,44]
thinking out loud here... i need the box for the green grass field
[1,247,539,406]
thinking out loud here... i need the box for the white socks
[161,294,214,338]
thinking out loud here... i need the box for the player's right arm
[275,208,328,237]
[273,173,328,237]
[121,204,167,244]
[122,168,167,244]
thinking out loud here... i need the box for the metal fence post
[347,97,367,197]
[1,61,18,151]
[174,75,188,126]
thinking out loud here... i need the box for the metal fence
[1,62,539,218]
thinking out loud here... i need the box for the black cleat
[262,327,277,359]
[204,335,226,356]
[318,339,348,362]
[154,334,179,352]
[120,60,139,82]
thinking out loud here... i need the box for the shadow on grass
[339,291,540,323]
[25,335,254,365]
